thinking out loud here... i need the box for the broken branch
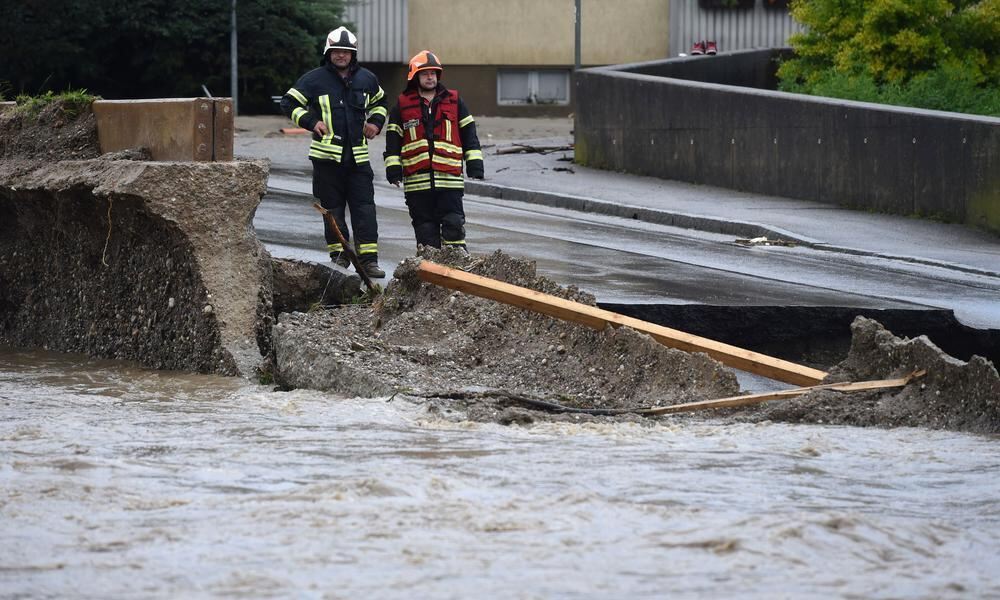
[495,143,574,155]
[644,370,926,415]
[312,203,379,295]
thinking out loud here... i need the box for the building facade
[345,0,800,116]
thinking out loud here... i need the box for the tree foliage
[0,0,346,113]
[777,0,1000,115]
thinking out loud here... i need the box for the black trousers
[404,188,466,248]
[311,157,378,251]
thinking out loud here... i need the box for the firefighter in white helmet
[280,26,389,278]
[383,50,484,253]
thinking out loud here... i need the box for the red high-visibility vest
[398,89,463,177]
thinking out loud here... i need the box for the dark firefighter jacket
[280,62,387,164]
[383,84,484,193]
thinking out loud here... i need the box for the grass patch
[14,89,99,119]
[342,284,384,306]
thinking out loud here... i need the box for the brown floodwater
[2,348,998,598]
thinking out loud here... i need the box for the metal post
[574,0,581,71]
[230,0,238,115]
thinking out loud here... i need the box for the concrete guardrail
[574,49,1000,234]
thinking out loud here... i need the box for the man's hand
[364,122,380,139]
[386,164,403,187]
[313,121,329,136]
[467,164,485,181]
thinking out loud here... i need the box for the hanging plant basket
[698,0,756,9]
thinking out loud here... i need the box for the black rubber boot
[359,256,385,278]
[330,252,351,268]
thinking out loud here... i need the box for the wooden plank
[416,260,829,386]
[645,371,924,415]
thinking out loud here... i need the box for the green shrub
[789,65,1000,116]
[779,0,1000,116]
[884,65,1000,114]
[807,72,884,103]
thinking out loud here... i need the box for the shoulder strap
[398,90,421,110]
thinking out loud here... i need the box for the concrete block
[93,98,234,161]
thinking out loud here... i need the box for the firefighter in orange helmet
[383,50,484,252]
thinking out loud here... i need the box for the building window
[497,70,570,105]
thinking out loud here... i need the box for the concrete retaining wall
[574,49,1000,234]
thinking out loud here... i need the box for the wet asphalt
[238,117,1000,331]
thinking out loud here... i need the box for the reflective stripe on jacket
[279,62,387,164]
[397,89,463,180]
[384,85,483,193]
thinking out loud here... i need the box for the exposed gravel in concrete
[749,317,1000,434]
[0,101,274,376]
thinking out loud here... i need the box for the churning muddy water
[2,348,998,598]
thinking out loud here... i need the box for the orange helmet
[407,50,443,81]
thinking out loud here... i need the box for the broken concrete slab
[0,156,274,376]
[271,257,362,314]
[753,317,1000,434]
[1,99,367,378]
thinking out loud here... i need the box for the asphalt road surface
[254,181,1000,330]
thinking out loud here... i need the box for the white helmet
[324,27,358,55]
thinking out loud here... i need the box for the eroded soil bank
[275,248,1000,433]
[752,317,1000,433]
[274,248,740,425]
[1,101,277,375]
